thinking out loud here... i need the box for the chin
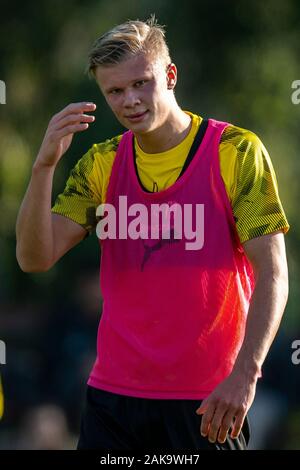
[121,113,155,134]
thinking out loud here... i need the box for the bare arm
[16,102,96,272]
[196,231,289,444]
[231,231,289,380]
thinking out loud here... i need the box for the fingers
[49,103,96,140]
[201,403,229,443]
[197,400,246,444]
[216,409,235,443]
[51,102,96,125]
[55,122,91,140]
[36,102,97,168]
[197,401,216,439]
[207,407,229,443]
[55,113,95,131]
[230,412,246,439]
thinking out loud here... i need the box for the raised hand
[35,102,96,168]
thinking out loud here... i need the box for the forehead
[95,53,164,90]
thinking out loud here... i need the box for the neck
[135,107,192,154]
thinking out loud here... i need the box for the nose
[123,89,141,108]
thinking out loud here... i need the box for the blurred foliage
[0,0,300,449]
[1,0,299,326]
[0,0,299,315]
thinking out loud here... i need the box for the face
[95,53,177,135]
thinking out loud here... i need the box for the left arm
[196,231,289,444]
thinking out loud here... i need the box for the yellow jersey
[52,112,289,243]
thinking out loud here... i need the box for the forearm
[16,161,56,272]
[232,267,289,380]
[197,233,289,443]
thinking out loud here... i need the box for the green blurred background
[0,0,300,449]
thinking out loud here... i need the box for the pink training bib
[88,119,255,399]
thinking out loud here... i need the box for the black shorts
[77,386,250,451]
[77,385,250,450]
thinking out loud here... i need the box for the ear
[166,63,177,90]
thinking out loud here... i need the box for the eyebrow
[105,75,153,94]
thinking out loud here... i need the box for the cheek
[106,97,122,114]
[152,81,168,104]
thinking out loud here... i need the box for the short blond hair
[87,15,171,76]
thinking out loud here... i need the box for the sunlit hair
[87,15,171,77]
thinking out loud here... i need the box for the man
[16,17,290,450]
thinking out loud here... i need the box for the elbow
[16,246,53,273]
[18,263,52,273]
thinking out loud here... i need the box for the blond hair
[87,15,171,76]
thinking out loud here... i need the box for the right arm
[16,102,96,272]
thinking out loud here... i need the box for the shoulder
[74,134,123,180]
[219,123,270,183]
[63,134,123,194]
[91,134,123,160]
[220,123,264,151]
[217,123,267,202]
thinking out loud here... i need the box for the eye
[134,80,147,88]
[109,88,122,95]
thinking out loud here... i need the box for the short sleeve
[51,147,101,233]
[220,125,290,244]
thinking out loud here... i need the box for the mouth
[125,110,149,122]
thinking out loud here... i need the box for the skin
[16,52,191,271]
[94,53,191,153]
[196,230,289,444]
[16,51,289,446]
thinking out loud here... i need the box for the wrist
[231,359,262,383]
[32,158,56,174]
